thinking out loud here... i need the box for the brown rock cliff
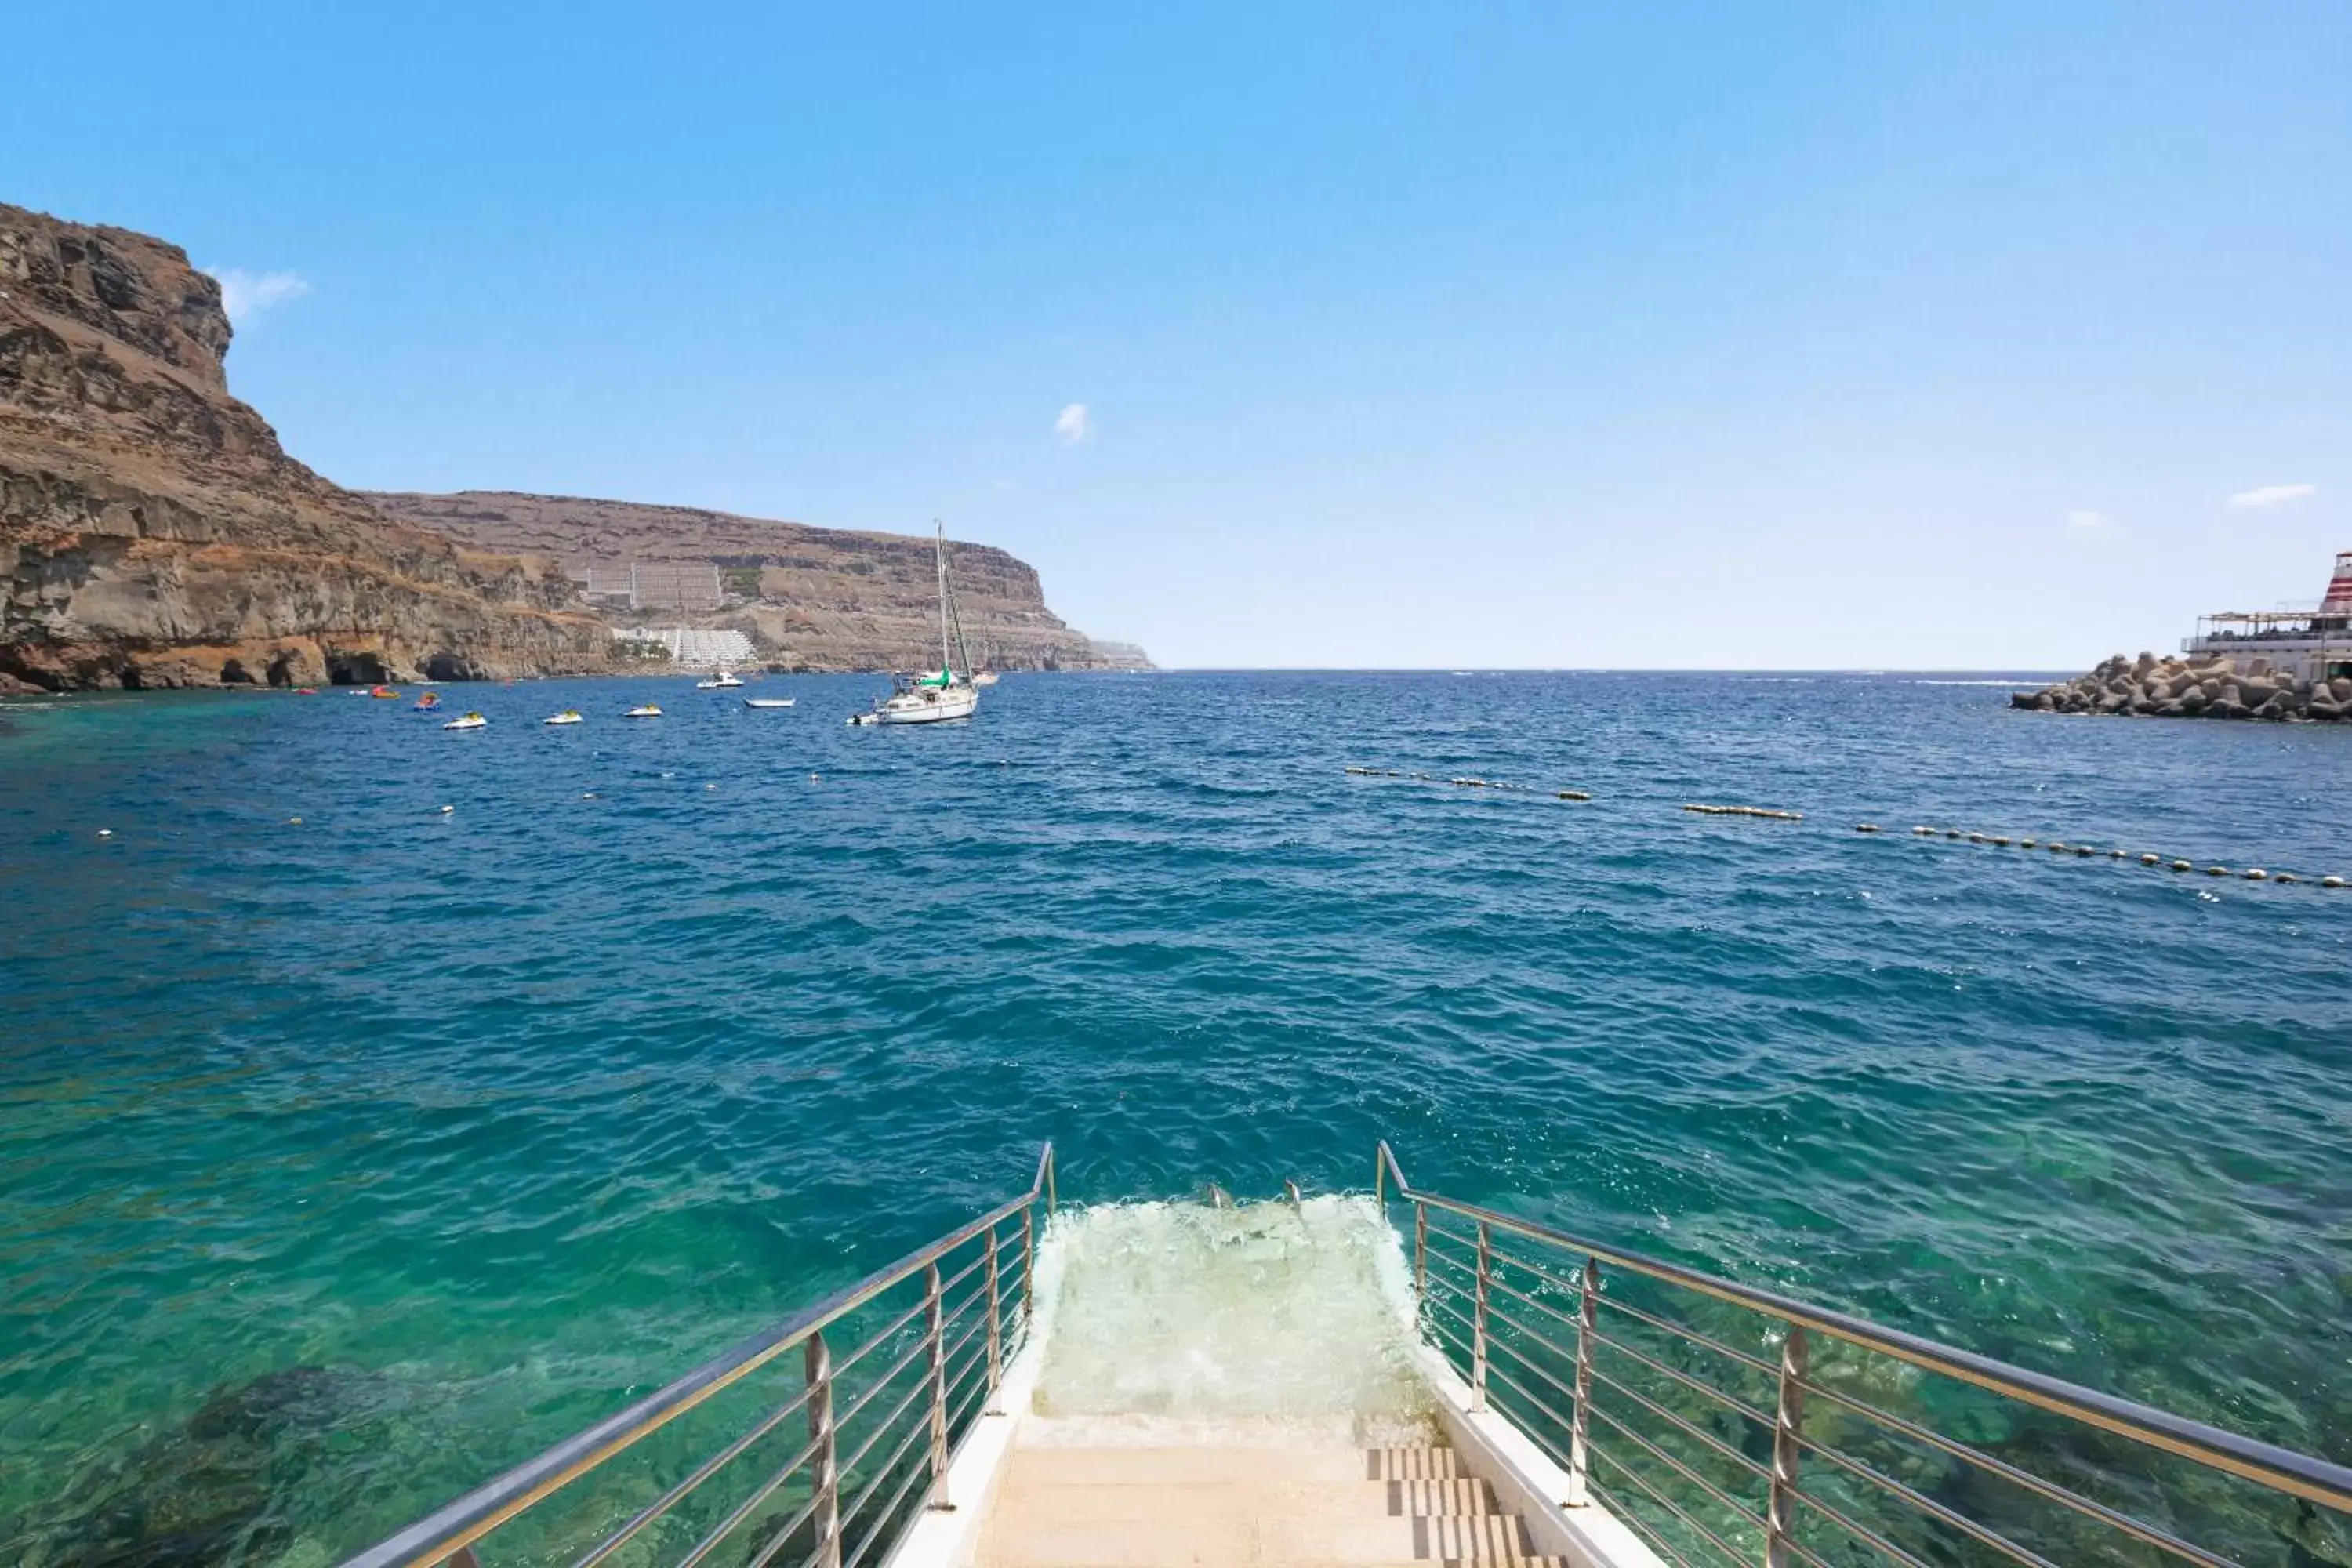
[0,204,609,690]
[362,490,1139,673]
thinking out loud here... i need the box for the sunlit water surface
[2,672,2347,1563]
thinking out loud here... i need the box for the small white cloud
[2227,482,2317,510]
[203,267,310,324]
[1054,402,1091,445]
[2067,509,2118,532]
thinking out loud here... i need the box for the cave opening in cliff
[220,659,255,684]
[325,653,387,687]
[423,652,475,682]
[266,653,296,688]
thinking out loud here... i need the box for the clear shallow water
[2,671,2348,1563]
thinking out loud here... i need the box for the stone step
[995,1477,1501,1520]
[1006,1446,1418,1486]
[978,1512,1551,1566]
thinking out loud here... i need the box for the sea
[2,671,2347,1565]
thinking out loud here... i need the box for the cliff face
[363,490,1142,673]
[0,205,609,691]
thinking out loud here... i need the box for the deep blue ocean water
[2,671,2347,1563]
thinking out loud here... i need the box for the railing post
[1766,1326,1809,1568]
[1472,1221,1492,1414]
[985,1221,1004,1414]
[1567,1256,1599,1507]
[1022,1204,1036,1329]
[927,1261,950,1508]
[1044,1148,1057,1215]
[1413,1202,1428,1305]
[1374,1144,1387,1207]
[807,1330,840,1568]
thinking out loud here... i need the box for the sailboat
[851,521,980,725]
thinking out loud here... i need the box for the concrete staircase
[975,1439,1573,1566]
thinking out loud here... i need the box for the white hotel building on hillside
[2183,550,2352,685]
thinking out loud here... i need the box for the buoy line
[1869,823,2341,887]
[1344,766,1592,801]
[1682,803,1802,821]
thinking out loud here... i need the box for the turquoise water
[2,672,2347,1563]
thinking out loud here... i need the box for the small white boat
[695,671,746,690]
[543,710,583,726]
[973,671,1000,687]
[744,697,797,709]
[623,704,663,719]
[442,712,488,731]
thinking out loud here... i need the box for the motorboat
[441,712,488,731]
[973,670,1000,687]
[623,704,663,719]
[413,692,442,711]
[695,670,746,690]
[851,521,980,726]
[743,697,796,709]
[543,710,584,726]
[368,684,401,699]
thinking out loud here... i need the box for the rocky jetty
[2014,652,2352,722]
[365,489,1146,673]
[1,204,609,691]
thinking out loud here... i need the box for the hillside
[0,203,608,691]
[363,490,1142,672]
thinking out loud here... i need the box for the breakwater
[2014,651,2352,720]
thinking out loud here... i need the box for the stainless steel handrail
[343,1143,1054,1568]
[1377,1141,2352,1515]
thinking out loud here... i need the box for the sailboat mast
[934,520,952,677]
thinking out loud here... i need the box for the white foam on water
[1025,1195,1438,1446]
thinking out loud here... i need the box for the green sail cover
[919,670,954,688]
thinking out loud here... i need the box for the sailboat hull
[869,686,978,724]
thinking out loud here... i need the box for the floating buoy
[439,804,455,815]
[1965,832,1987,843]
[582,792,597,800]
[2140,853,2160,865]
[2048,842,2068,852]
[1856,823,1881,833]
[1992,837,2011,847]
[1913,826,1936,836]
[2074,845,2096,856]
[1345,766,1377,776]
[1944,829,1963,839]
[1558,789,1591,801]
[2274,873,2299,884]
[2021,839,2038,849]
[96,828,113,838]
[2243,868,2267,880]
[705,783,717,791]
[2326,877,2347,889]
[287,817,303,826]
[1684,804,1802,820]
[2107,848,2127,858]
[2205,866,2229,877]
[2171,860,2192,872]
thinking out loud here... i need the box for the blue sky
[7,3,2347,667]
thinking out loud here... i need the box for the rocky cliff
[0,204,609,691]
[363,490,1142,673]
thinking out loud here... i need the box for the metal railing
[343,1145,1056,1568]
[1375,1142,2352,1568]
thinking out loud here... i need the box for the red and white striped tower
[2320,551,2352,616]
